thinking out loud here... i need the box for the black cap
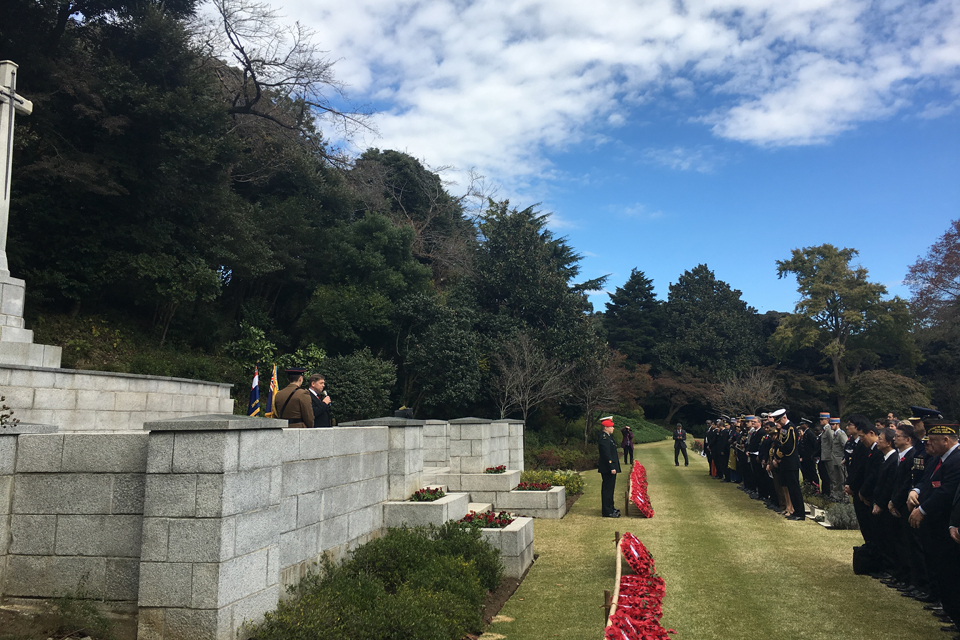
[285,367,307,376]
[911,406,944,421]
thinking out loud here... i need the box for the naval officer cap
[911,406,944,421]
[770,409,786,418]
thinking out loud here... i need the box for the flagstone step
[468,502,493,513]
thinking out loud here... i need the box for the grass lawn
[485,440,944,640]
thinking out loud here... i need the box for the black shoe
[676,463,680,466]
[924,604,944,611]
[914,592,938,603]
[604,512,621,518]
[787,515,805,521]
[942,626,957,633]
[684,463,688,466]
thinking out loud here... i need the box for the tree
[772,244,918,413]
[905,218,960,327]
[196,0,372,165]
[321,348,396,422]
[717,367,785,416]
[656,264,761,378]
[651,369,719,424]
[603,269,663,365]
[844,370,932,420]
[572,349,652,446]
[490,334,571,423]
[473,200,605,363]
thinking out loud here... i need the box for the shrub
[248,525,500,640]
[520,469,585,495]
[524,445,594,471]
[826,502,860,530]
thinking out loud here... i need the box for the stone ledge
[145,415,284,432]
[0,423,58,435]
[383,492,469,528]
[340,417,426,427]
[442,470,520,492]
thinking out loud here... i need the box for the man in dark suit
[908,419,960,624]
[871,427,899,577]
[890,422,925,595]
[772,409,804,520]
[715,420,731,482]
[598,416,621,518]
[673,423,688,466]
[845,414,873,543]
[307,374,333,427]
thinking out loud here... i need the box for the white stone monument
[0,61,61,367]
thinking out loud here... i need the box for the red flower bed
[460,510,515,528]
[605,533,675,640]
[630,461,654,518]
[515,481,552,491]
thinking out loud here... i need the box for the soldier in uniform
[771,409,805,520]
[598,416,621,518]
[673,423,688,466]
[274,367,314,428]
[715,420,731,482]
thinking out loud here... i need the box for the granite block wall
[0,364,234,431]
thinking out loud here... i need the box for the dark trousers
[923,525,960,623]
[852,494,874,545]
[817,460,831,496]
[715,452,729,480]
[674,443,688,465]
[623,446,634,465]
[781,466,804,514]
[800,459,818,486]
[873,511,899,572]
[601,472,617,516]
[903,518,929,591]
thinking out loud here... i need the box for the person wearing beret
[907,418,960,624]
[274,367,315,428]
[598,416,621,518]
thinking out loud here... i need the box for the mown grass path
[486,440,943,640]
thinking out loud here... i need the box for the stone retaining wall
[0,365,234,431]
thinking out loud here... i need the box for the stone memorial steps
[467,502,493,513]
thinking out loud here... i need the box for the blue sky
[258,0,960,313]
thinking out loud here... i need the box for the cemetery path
[485,439,943,640]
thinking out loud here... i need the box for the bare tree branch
[490,333,572,423]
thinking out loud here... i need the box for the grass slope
[487,440,943,640]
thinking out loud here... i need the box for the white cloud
[643,146,723,173]
[275,0,960,188]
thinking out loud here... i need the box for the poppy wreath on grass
[605,533,675,640]
[630,462,654,518]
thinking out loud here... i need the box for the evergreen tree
[603,269,663,366]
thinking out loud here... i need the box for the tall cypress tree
[603,268,663,366]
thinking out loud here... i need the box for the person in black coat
[307,374,333,427]
[907,419,960,622]
[889,423,926,594]
[715,421,731,482]
[673,423,688,466]
[845,414,874,543]
[870,427,900,575]
[771,409,804,520]
[598,416,622,518]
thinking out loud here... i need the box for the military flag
[264,364,279,417]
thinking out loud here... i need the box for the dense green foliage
[249,524,501,640]
[519,469,585,495]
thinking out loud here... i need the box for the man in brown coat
[274,367,314,428]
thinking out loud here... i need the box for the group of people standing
[696,407,960,638]
[273,367,334,428]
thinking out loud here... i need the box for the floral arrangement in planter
[691,439,704,454]
[460,510,515,528]
[515,481,552,491]
[484,465,507,474]
[410,487,445,502]
[630,461,654,518]
[606,532,675,640]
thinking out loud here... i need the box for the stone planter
[383,492,470,528]
[489,486,566,519]
[443,470,521,493]
[479,516,534,578]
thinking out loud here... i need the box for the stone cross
[0,61,33,278]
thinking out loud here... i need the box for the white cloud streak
[276,0,960,187]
